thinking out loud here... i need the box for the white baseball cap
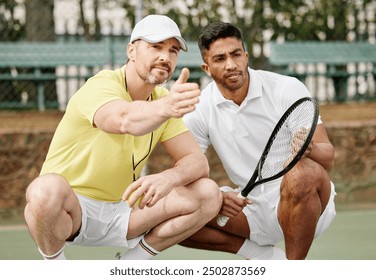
[130,15,188,52]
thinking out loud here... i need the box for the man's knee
[192,178,222,216]
[25,173,71,214]
[282,159,330,201]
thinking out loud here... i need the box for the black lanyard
[131,94,154,182]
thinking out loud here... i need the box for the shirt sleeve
[183,102,211,153]
[71,70,126,126]
[283,77,323,124]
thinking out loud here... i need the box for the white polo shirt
[184,68,319,189]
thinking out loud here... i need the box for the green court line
[1,209,375,260]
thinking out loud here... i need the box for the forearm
[119,99,169,135]
[162,153,210,187]
[95,87,199,136]
[94,99,170,136]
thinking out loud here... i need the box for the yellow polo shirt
[40,66,188,202]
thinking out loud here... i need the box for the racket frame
[241,97,319,197]
[217,97,319,227]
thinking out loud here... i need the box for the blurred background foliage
[1,0,374,68]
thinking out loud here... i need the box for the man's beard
[145,73,169,85]
[144,64,172,85]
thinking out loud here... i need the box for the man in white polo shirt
[182,22,336,260]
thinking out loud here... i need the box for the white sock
[38,246,66,260]
[237,239,286,260]
[119,237,160,260]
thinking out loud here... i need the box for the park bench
[268,41,376,101]
[1,40,375,110]
[0,41,111,110]
[0,40,204,111]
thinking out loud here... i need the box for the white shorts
[221,180,336,246]
[66,194,142,249]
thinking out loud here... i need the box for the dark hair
[198,22,245,60]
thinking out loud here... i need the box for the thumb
[175,68,190,84]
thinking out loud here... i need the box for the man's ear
[201,63,211,77]
[127,43,136,61]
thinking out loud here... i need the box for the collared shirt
[184,68,319,188]
[41,65,188,202]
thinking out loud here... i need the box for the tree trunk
[24,0,57,109]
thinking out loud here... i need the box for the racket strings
[259,100,316,179]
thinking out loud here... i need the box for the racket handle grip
[217,215,230,227]
[216,192,245,227]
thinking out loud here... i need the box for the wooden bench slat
[269,41,376,65]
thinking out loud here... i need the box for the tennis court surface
[1,208,375,260]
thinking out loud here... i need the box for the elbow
[202,165,210,179]
[94,112,134,135]
[325,159,335,173]
[325,147,336,172]
[118,117,143,136]
[118,121,130,135]
[200,154,210,178]
[184,153,210,179]
[118,113,132,134]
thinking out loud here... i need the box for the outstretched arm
[93,68,200,136]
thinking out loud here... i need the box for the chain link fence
[1,0,375,109]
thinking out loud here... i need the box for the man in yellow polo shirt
[24,15,222,260]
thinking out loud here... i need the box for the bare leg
[24,173,82,256]
[278,158,331,259]
[180,212,286,260]
[180,214,248,254]
[127,178,222,252]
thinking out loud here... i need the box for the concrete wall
[325,121,376,203]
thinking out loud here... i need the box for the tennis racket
[217,97,319,227]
